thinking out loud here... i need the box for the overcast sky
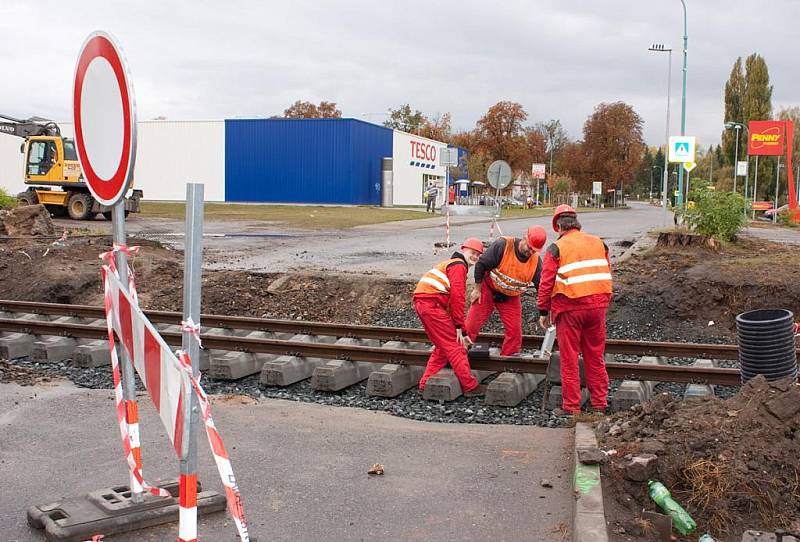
[2,1,798,149]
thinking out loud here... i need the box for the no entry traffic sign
[73,31,137,206]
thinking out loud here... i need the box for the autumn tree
[580,102,645,192]
[284,100,342,118]
[475,101,528,169]
[384,104,427,133]
[418,113,452,142]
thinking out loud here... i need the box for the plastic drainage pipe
[736,309,798,384]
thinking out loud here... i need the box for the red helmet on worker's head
[526,226,547,251]
[552,204,577,232]
[461,237,484,255]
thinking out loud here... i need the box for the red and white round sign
[72,31,137,206]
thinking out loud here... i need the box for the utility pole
[676,0,689,208]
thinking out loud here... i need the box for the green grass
[139,202,430,228]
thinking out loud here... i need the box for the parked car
[761,204,788,221]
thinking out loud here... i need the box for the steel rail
[0,299,794,361]
[0,317,743,386]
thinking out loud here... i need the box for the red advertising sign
[751,201,773,211]
[747,120,785,156]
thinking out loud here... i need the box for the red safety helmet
[526,226,547,251]
[552,204,577,232]
[461,237,485,255]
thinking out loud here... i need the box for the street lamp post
[676,0,689,209]
[650,165,662,200]
[725,121,749,218]
[648,43,673,226]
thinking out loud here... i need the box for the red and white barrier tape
[177,350,250,542]
[181,318,203,349]
[101,264,171,498]
[100,243,140,303]
[445,206,451,248]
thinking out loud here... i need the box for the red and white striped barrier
[101,247,249,541]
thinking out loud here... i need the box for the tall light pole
[725,121,749,218]
[676,0,689,209]
[651,165,662,200]
[649,43,673,226]
[725,122,742,193]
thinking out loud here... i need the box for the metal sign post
[180,182,204,536]
[487,160,512,236]
[73,31,141,502]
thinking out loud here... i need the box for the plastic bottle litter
[698,535,715,542]
[647,480,697,535]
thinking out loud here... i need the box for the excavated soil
[598,376,800,540]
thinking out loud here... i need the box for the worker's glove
[456,328,473,349]
[469,286,482,305]
[538,315,550,329]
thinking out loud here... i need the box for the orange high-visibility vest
[413,258,464,295]
[552,231,612,298]
[488,237,539,297]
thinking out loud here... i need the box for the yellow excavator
[0,113,142,220]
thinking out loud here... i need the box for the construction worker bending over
[465,226,547,355]
[537,205,612,415]
[414,238,487,396]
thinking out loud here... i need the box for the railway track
[0,299,755,389]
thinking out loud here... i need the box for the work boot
[463,384,488,397]
[552,407,579,417]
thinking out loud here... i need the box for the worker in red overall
[414,238,487,395]
[537,205,612,415]
[464,226,547,355]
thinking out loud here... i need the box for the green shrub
[0,187,16,210]
[684,189,746,241]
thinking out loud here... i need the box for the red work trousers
[555,307,609,412]
[414,297,479,393]
[464,280,522,355]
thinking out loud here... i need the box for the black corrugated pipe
[736,309,798,383]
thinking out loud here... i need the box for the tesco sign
[410,140,437,163]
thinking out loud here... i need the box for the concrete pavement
[0,381,573,541]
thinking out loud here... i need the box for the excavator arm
[0,113,61,139]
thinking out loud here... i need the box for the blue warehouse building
[225,118,393,205]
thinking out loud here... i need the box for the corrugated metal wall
[224,118,392,204]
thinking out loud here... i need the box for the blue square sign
[668,136,696,163]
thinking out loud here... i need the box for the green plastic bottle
[647,480,697,535]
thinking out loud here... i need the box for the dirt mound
[610,238,800,339]
[0,236,414,325]
[599,376,800,539]
[0,204,55,236]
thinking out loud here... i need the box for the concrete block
[611,380,648,411]
[72,340,112,368]
[485,372,545,406]
[0,313,49,359]
[546,385,589,410]
[0,333,36,359]
[573,423,610,542]
[422,369,493,402]
[366,341,424,397]
[684,358,716,399]
[638,356,661,395]
[31,336,79,363]
[260,335,336,386]
[311,338,380,391]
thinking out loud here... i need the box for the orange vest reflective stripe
[552,231,612,298]
[488,237,539,297]
[413,258,463,295]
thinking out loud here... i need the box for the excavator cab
[23,136,81,184]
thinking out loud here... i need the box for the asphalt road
[1,381,573,542]
[57,202,667,279]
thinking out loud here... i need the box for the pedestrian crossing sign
[668,136,696,163]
